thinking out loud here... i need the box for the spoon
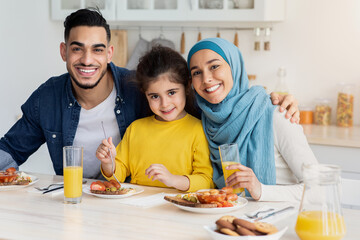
[101,121,122,186]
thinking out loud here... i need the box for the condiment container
[248,74,256,88]
[254,28,261,51]
[299,106,313,125]
[314,98,331,125]
[336,83,354,127]
[295,164,346,240]
[274,67,289,95]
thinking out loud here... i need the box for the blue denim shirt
[0,62,147,175]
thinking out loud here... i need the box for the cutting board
[110,30,127,67]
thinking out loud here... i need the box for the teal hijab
[188,38,276,189]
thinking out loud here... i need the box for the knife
[254,206,295,221]
[42,180,87,194]
[42,186,63,194]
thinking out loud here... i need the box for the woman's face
[189,49,233,104]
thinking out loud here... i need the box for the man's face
[60,26,113,89]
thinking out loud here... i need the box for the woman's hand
[225,164,262,201]
[95,137,116,177]
[270,93,300,124]
[145,164,190,191]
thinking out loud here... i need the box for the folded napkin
[116,192,167,208]
[240,205,297,224]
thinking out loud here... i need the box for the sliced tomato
[90,182,106,191]
[226,193,238,201]
[6,167,16,173]
[220,201,234,208]
[221,186,234,195]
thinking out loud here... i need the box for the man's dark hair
[63,7,111,42]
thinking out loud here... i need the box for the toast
[90,188,132,195]
[164,195,217,208]
[0,180,30,186]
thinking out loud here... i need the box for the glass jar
[274,67,289,95]
[295,164,346,240]
[336,83,354,127]
[314,98,332,125]
[299,106,313,125]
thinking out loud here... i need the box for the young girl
[96,46,214,192]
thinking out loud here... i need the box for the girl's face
[145,73,187,122]
[189,49,233,104]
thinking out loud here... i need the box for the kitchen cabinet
[115,0,285,23]
[51,0,285,23]
[302,124,360,180]
[51,0,116,21]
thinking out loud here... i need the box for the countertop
[0,173,359,239]
[301,124,360,148]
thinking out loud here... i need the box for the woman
[187,38,317,202]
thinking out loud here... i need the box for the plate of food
[83,180,144,199]
[0,168,39,191]
[204,215,288,240]
[164,187,248,214]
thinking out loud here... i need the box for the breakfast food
[164,187,239,208]
[215,215,278,236]
[90,180,135,195]
[164,195,217,208]
[0,168,32,186]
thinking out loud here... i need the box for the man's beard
[69,67,107,90]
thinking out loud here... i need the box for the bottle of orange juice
[295,164,346,240]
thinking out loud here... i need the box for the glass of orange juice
[219,143,245,197]
[63,146,83,204]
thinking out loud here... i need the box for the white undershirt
[73,86,121,179]
[258,107,318,202]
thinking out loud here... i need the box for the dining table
[0,172,359,240]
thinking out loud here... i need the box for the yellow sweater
[107,114,214,192]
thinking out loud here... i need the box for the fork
[35,183,63,191]
[101,121,122,186]
[245,208,274,219]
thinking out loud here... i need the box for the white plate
[170,197,248,214]
[83,183,144,199]
[0,174,39,191]
[204,224,288,240]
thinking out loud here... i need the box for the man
[0,8,299,179]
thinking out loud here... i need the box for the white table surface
[0,173,359,240]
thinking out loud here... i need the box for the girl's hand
[270,92,300,124]
[145,164,190,191]
[95,137,116,177]
[225,164,262,201]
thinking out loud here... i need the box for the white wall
[0,0,359,174]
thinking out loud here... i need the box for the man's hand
[270,92,300,124]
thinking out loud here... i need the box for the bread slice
[164,195,217,208]
[0,180,30,186]
[90,188,133,195]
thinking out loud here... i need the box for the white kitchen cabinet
[310,144,360,180]
[115,0,285,22]
[51,0,116,21]
[51,0,285,23]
